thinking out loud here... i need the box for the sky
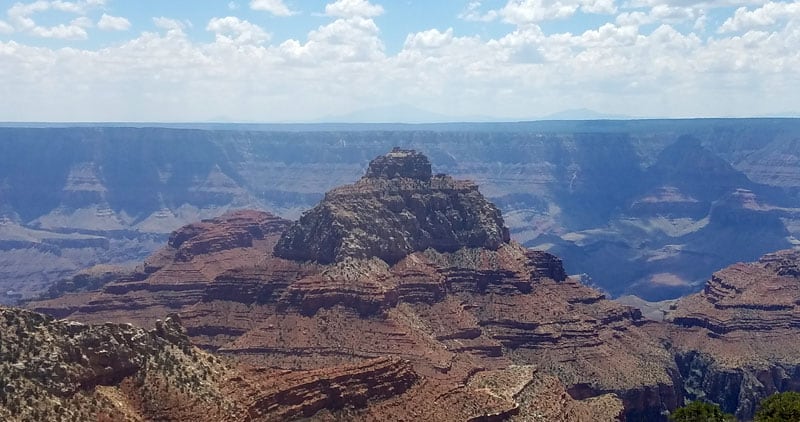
[0,0,798,122]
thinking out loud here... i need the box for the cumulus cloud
[249,0,295,16]
[458,1,499,22]
[0,0,799,121]
[153,17,187,32]
[325,0,384,18]
[5,0,105,39]
[501,0,579,24]
[463,0,619,25]
[0,20,13,34]
[97,13,130,31]
[207,16,269,44]
[279,15,385,63]
[403,28,455,50]
[30,22,87,39]
[718,1,800,33]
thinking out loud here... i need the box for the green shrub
[670,400,735,422]
[755,391,800,422]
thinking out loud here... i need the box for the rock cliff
[661,248,800,419]
[0,306,421,421]
[274,148,510,264]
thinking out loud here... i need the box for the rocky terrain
[275,148,510,263]
[12,148,800,421]
[658,248,800,419]
[27,149,671,420]
[0,306,426,421]
[2,119,800,302]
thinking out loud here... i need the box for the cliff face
[274,148,510,264]
[30,149,663,420]
[661,249,800,419]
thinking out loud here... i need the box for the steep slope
[31,149,676,420]
[0,306,420,421]
[659,249,800,419]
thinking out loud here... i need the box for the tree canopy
[670,400,735,422]
[755,392,800,422]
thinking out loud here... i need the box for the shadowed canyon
[2,120,800,305]
[0,145,796,420]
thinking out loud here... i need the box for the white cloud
[649,5,696,23]
[404,28,454,50]
[279,15,385,63]
[72,16,92,28]
[0,20,13,34]
[325,0,384,18]
[30,23,87,39]
[501,0,579,24]
[249,0,295,16]
[8,1,53,32]
[627,0,769,8]
[0,0,799,121]
[5,0,104,39]
[615,11,651,27]
[495,0,617,25]
[97,13,131,31]
[207,16,269,44]
[718,1,800,33]
[458,1,499,22]
[228,1,239,10]
[153,17,187,32]
[581,0,616,14]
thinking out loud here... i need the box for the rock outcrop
[0,306,422,422]
[274,148,510,264]
[660,248,800,419]
[0,306,229,421]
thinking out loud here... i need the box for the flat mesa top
[365,148,432,181]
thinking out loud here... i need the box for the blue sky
[0,0,798,122]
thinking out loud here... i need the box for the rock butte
[274,148,510,264]
[16,149,800,421]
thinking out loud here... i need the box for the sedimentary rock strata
[662,248,800,419]
[274,148,510,264]
[30,150,657,420]
[29,149,800,421]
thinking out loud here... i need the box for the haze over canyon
[2,119,799,304]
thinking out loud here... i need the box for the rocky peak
[364,147,433,181]
[274,149,510,264]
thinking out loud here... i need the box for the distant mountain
[541,108,635,120]
[320,104,493,123]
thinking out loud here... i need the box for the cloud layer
[0,0,798,121]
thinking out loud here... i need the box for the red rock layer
[661,249,800,419]
[30,212,676,420]
[668,249,800,343]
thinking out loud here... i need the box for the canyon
[8,148,798,420]
[2,119,800,303]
